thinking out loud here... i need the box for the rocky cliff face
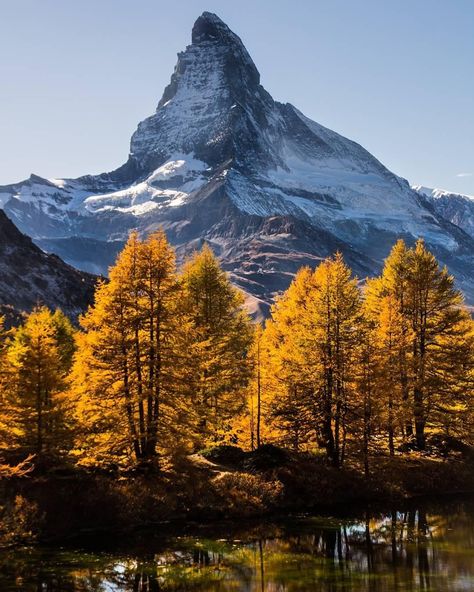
[0,210,96,321]
[1,12,474,314]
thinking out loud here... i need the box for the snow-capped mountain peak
[2,12,474,313]
[129,11,271,177]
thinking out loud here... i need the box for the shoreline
[2,450,474,548]
[39,489,474,548]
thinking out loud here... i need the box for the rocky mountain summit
[1,12,474,313]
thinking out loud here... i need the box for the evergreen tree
[353,317,379,475]
[374,295,409,455]
[262,267,316,451]
[365,239,473,449]
[406,240,472,448]
[365,239,412,437]
[181,245,253,446]
[71,231,190,466]
[6,307,75,456]
[264,255,363,465]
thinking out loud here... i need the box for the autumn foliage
[0,233,472,474]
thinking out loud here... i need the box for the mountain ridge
[412,185,474,244]
[0,210,97,322]
[1,12,474,313]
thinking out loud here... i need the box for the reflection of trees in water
[286,510,432,588]
[131,561,160,592]
[1,501,474,591]
[234,506,473,591]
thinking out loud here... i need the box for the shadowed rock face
[1,12,474,315]
[0,210,96,322]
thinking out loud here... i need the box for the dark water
[1,498,474,591]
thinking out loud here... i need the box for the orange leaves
[70,234,253,465]
[2,306,76,456]
[2,236,471,472]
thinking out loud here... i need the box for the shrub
[212,472,283,514]
[200,445,246,467]
[243,444,289,471]
[0,495,43,546]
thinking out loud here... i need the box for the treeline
[257,241,474,470]
[0,232,472,473]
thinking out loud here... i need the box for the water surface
[1,497,474,591]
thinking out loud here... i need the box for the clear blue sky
[1,0,473,194]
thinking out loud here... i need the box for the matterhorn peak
[2,11,474,314]
[129,12,267,174]
[190,12,254,68]
[187,11,261,86]
[192,12,233,43]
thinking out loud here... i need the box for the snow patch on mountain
[413,185,474,242]
[1,12,474,308]
[84,154,207,215]
[413,185,474,202]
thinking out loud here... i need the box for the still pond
[1,497,474,591]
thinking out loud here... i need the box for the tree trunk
[323,389,335,464]
[414,386,426,449]
[134,326,146,454]
[388,387,395,456]
[334,399,341,468]
[119,300,141,460]
[256,340,261,449]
